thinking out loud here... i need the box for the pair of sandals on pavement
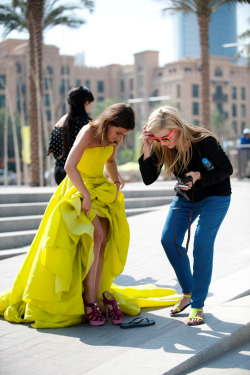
[170,294,204,326]
[121,294,203,329]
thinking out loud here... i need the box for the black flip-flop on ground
[120,317,155,329]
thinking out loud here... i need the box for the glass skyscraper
[174,4,237,60]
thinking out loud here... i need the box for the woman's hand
[118,173,125,190]
[180,171,201,190]
[114,181,121,199]
[81,192,91,217]
[141,126,153,147]
[140,126,154,159]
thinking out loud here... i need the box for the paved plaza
[0,178,249,375]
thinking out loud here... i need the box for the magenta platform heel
[102,291,124,325]
[84,301,105,326]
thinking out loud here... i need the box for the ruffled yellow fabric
[0,146,179,328]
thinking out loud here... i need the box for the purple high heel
[84,301,105,326]
[102,291,124,325]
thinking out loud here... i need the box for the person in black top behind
[47,86,94,185]
[139,106,233,326]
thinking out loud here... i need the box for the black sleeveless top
[47,116,88,167]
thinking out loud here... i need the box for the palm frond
[0,3,28,37]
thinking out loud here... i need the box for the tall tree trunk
[3,76,9,186]
[198,10,211,130]
[8,99,21,185]
[26,0,44,186]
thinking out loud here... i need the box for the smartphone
[177,183,189,188]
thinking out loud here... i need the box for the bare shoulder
[55,114,67,128]
[76,125,99,146]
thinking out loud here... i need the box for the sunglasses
[150,129,175,143]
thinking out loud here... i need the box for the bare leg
[95,216,109,301]
[83,216,104,305]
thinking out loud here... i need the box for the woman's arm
[138,126,162,185]
[105,146,121,195]
[64,126,92,216]
[198,137,233,187]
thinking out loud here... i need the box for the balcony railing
[213,93,228,102]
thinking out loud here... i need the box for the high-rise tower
[174,4,237,60]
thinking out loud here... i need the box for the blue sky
[0,0,249,67]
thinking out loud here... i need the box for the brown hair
[90,103,135,145]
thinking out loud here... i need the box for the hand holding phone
[177,176,193,189]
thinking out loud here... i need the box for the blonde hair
[144,106,217,177]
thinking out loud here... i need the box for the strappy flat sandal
[187,308,204,326]
[102,291,124,325]
[170,294,191,316]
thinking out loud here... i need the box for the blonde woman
[139,106,233,325]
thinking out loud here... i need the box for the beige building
[0,38,249,140]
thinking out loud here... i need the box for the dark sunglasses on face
[150,129,175,143]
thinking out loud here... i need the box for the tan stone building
[0,38,249,140]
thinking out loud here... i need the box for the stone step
[0,230,37,250]
[0,205,170,250]
[0,196,173,219]
[0,187,174,204]
[0,203,48,218]
[0,215,43,232]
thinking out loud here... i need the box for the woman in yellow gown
[0,104,178,329]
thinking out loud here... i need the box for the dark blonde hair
[90,103,135,145]
[144,106,217,177]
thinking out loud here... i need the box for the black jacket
[138,136,233,202]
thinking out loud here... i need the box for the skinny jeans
[161,195,231,308]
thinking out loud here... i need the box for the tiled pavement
[0,178,249,375]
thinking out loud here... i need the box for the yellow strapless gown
[0,147,179,328]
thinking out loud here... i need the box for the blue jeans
[161,195,231,308]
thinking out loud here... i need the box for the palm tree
[0,0,94,186]
[159,0,248,130]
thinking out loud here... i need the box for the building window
[46,66,53,75]
[60,79,69,94]
[0,75,6,90]
[193,120,200,126]
[16,63,22,73]
[232,87,237,100]
[216,85,222,95]
[241,122,246,133]
[45,94,50,107]
[76,79,81,86]
[184,67,192,72]
[241,87,246,100]
[46,110,51,121]
[0,95,5,109]
[193,102,199,115]
[85,80,90,89]
[120,80,125,92]
[241,104,246,118]
[44,77,53,90]
[97,96,104,102]
[129,78,134,91]
[215,68,222,77]
[192,84,199,98]
[217,103,223,114]
[232,104,237,117]
[97,81,104,93]
[61,66,70,75]
[177,84,181,98]
[232,121,237,134]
